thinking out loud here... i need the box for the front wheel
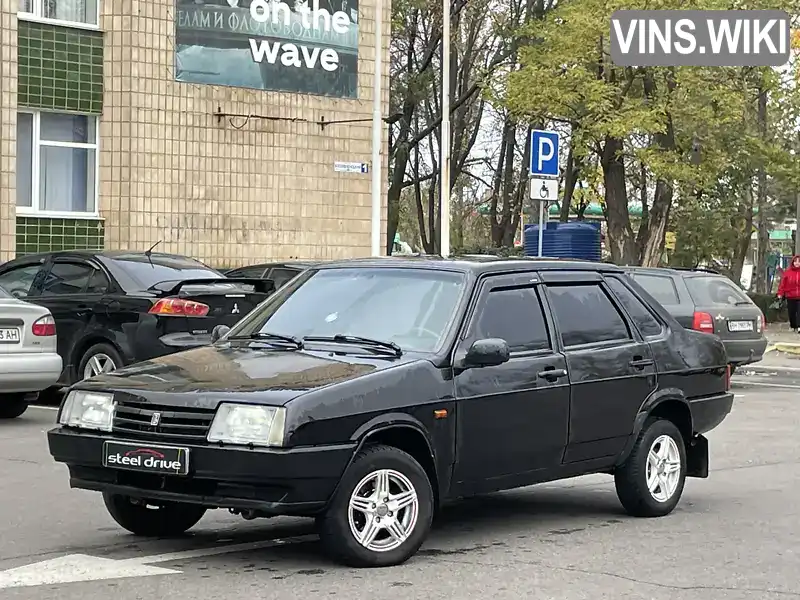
[103,493,206,537]
[317,444,434,567]
[0,394,29,419]
[614,418,687,518]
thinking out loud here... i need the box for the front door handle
[538,368,568,381]
[629,358,654,369]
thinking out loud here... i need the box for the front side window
[0,265,43,298]
[548,283,631,347]
[231,267,467,353]
[16,112,98,215]
[469,286,550,353]
[19,0,99,26]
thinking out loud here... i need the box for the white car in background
[0,285,62,418]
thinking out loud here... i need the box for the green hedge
[748,293,787,323]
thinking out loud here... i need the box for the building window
[18,0,99,28]
[16,111,99,216]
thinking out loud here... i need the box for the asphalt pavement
[2,380,799,600]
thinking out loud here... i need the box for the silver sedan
[0,285,62,418]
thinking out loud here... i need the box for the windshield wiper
[304,334,403,357]
[227,332,304,349]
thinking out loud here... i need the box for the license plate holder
[727,320,754,332]
[102,441,190,476]
[0,328,20,343]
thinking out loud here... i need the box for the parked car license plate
[102,441,190,476]
[728,320,754,332]
[0,328,20,343]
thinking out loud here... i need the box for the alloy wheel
[646,434,682,502]
[83,353,117,379]
[347,468,420,552]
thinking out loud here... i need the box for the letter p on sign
[530,130,560,178]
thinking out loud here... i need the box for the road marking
[731,380,800,390]
[27,405,58,411]
[0,534,317,589]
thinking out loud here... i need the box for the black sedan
[0,250,273,387]
[48,256,733,567]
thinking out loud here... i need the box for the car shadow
[141,484,627,573]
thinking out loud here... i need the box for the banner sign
[174,0,359,98]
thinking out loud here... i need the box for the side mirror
[463,338,510,368]
[211,324,231,343]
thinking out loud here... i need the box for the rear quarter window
[684,275,752,307]
[631,273,681,305]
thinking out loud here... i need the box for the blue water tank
[524,221,601,261]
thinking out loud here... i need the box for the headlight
[207,403,286,447]
[58,390,115,432]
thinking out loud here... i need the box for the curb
[772,343,800,355]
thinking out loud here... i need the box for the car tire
[103,493,206,537]
[317,444,434,568]
[0,394,29,419]
[77,343,123,381]
[614,418,687,518]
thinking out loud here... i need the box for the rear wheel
[78,343,123,381]
[317,444,434,567]
[615,418,687,518]
[0,394,29,419]
[103,493,206,537]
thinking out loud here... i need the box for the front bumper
[722,337,768,365]
[0,353,62,394]
[689,392,734,435]
[48,427,356,516]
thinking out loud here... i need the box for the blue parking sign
[530,130,560,177]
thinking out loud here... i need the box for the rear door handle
[538,368,568,380]
[629,358,654,369]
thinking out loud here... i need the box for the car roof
[622,266,725,278]
[228,260,325,271]
[313,255,623,274]
[5,249,211,265]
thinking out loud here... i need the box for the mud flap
[686,434,709,478]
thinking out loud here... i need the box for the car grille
[112,400,215,444]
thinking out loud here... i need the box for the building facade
[0,0,389,267]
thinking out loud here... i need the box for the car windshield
[685,275,752,307]
[230,267,467,353]
[110,253,223,289]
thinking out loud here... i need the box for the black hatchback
[0,250,273,386]
[622,267,767,368]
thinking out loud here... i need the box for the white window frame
[17,0,100,31]
[16,109,101,219]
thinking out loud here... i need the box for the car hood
[73,344,419,407]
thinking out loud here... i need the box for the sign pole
[439,0,451,258]
[537,199,544,257]
[370,0,383,257]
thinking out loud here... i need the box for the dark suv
[623,267,767,369]
[48,257,733,568]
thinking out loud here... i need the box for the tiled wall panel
[0,0,18,262]
[18,20,103,113]
[15,217,104,255]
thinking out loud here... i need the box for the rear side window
[685,275,751,307]
[227,266,268,279]
[41,262,93,295]
[631,274,680,305]
[471,286,550,353]
[86,270,111,294]
[269,268,302,289]
[547,284,630,347]
[110,254,222,290]
[605,277,663,337]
